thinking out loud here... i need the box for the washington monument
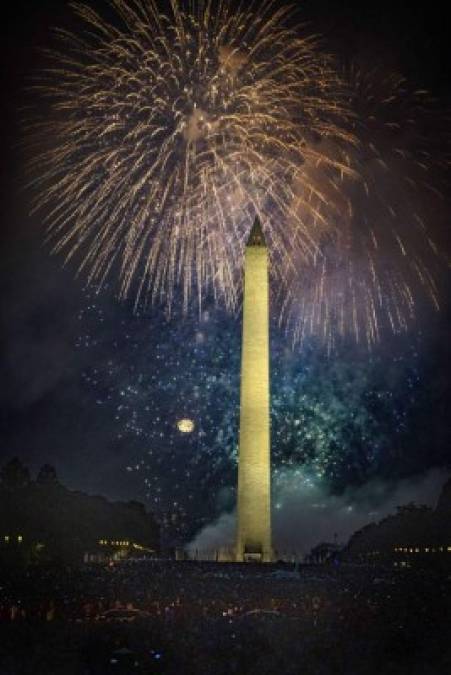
[236,216,272,562]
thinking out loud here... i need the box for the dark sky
[1,1,450,546]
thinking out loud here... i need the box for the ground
[0,560,450,674]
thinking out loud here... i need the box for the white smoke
[187,467,449,558]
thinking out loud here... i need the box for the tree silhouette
[37,464,58,486]
[0,458,30,489]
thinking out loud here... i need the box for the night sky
[1,0,450,551]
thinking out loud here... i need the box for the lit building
[0,471,160,565]
[341,480,451,568]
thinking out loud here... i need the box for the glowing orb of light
[177,418,195,433]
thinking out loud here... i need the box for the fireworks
[27,1,448,345]
[26,1,355,310]
[77,297,427,540]
[278,65,449,347]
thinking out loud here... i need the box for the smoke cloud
[187,467,449,557]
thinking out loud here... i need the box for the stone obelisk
[236,216,272,562]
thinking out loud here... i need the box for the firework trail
[279,65,449,347]
[27,1,448,345]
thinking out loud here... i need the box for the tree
[37,464,58,486]
[0,458,30,489]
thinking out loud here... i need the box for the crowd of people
[0,558,450,674]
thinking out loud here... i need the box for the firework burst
[278,64,449,348]
[27,1,448,346]
[26,0,355,311]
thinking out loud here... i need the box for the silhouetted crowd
[1,559,450,674]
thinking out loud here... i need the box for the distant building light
[447,547,451,552]
[4,535,9,543]
[17,535,23,543]
[425,548,430,553]
[415,548,420,553]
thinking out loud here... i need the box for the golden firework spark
[277,64,449,348]
[26,2,448,347]
[26,0,355,308]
